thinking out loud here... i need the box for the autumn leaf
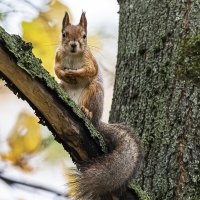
[22,0,71,74]
[0,111,42,171]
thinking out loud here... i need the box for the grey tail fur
[68,122,143,200]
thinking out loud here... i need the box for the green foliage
[0,13,4,21]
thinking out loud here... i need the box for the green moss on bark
[177,33,200,84]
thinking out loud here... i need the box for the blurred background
[0,0,119,199]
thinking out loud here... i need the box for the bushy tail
[67,122,143,200]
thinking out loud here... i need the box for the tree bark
[110,0,200,200]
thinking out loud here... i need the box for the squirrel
[54,11,143,200]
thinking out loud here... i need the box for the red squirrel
[54,11,142,200]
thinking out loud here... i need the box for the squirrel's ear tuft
[62,11,70,32]
[79,12,87,31]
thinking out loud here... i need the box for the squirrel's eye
[83,34,86,39]
[62,33,66,38]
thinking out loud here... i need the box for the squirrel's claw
[81,106,93,120]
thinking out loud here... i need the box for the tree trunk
[110,0,200,199]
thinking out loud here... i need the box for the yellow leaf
[1,111,42,171]
[22,0,71,75]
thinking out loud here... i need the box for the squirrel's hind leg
[79,81,104,125]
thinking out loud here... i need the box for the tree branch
[0,173,67,198]
[0,26,107,166]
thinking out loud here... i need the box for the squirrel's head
[61,11,87,55]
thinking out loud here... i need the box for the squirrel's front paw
[81,106,93,120]
[64,69,76,76]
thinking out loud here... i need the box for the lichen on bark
[176,33,200,84]
[129,182,151,200]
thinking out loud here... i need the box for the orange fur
[79,80,103,119]
[80,80,101,109]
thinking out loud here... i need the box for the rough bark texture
[110,1,200,200]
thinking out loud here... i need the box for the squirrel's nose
[70,43,77,48]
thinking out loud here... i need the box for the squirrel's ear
[62,11,70,31]
[79,12,87,31]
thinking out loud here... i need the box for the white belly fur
[67,86,84,104]
[60,54,89,105]
[61,79,88,105]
